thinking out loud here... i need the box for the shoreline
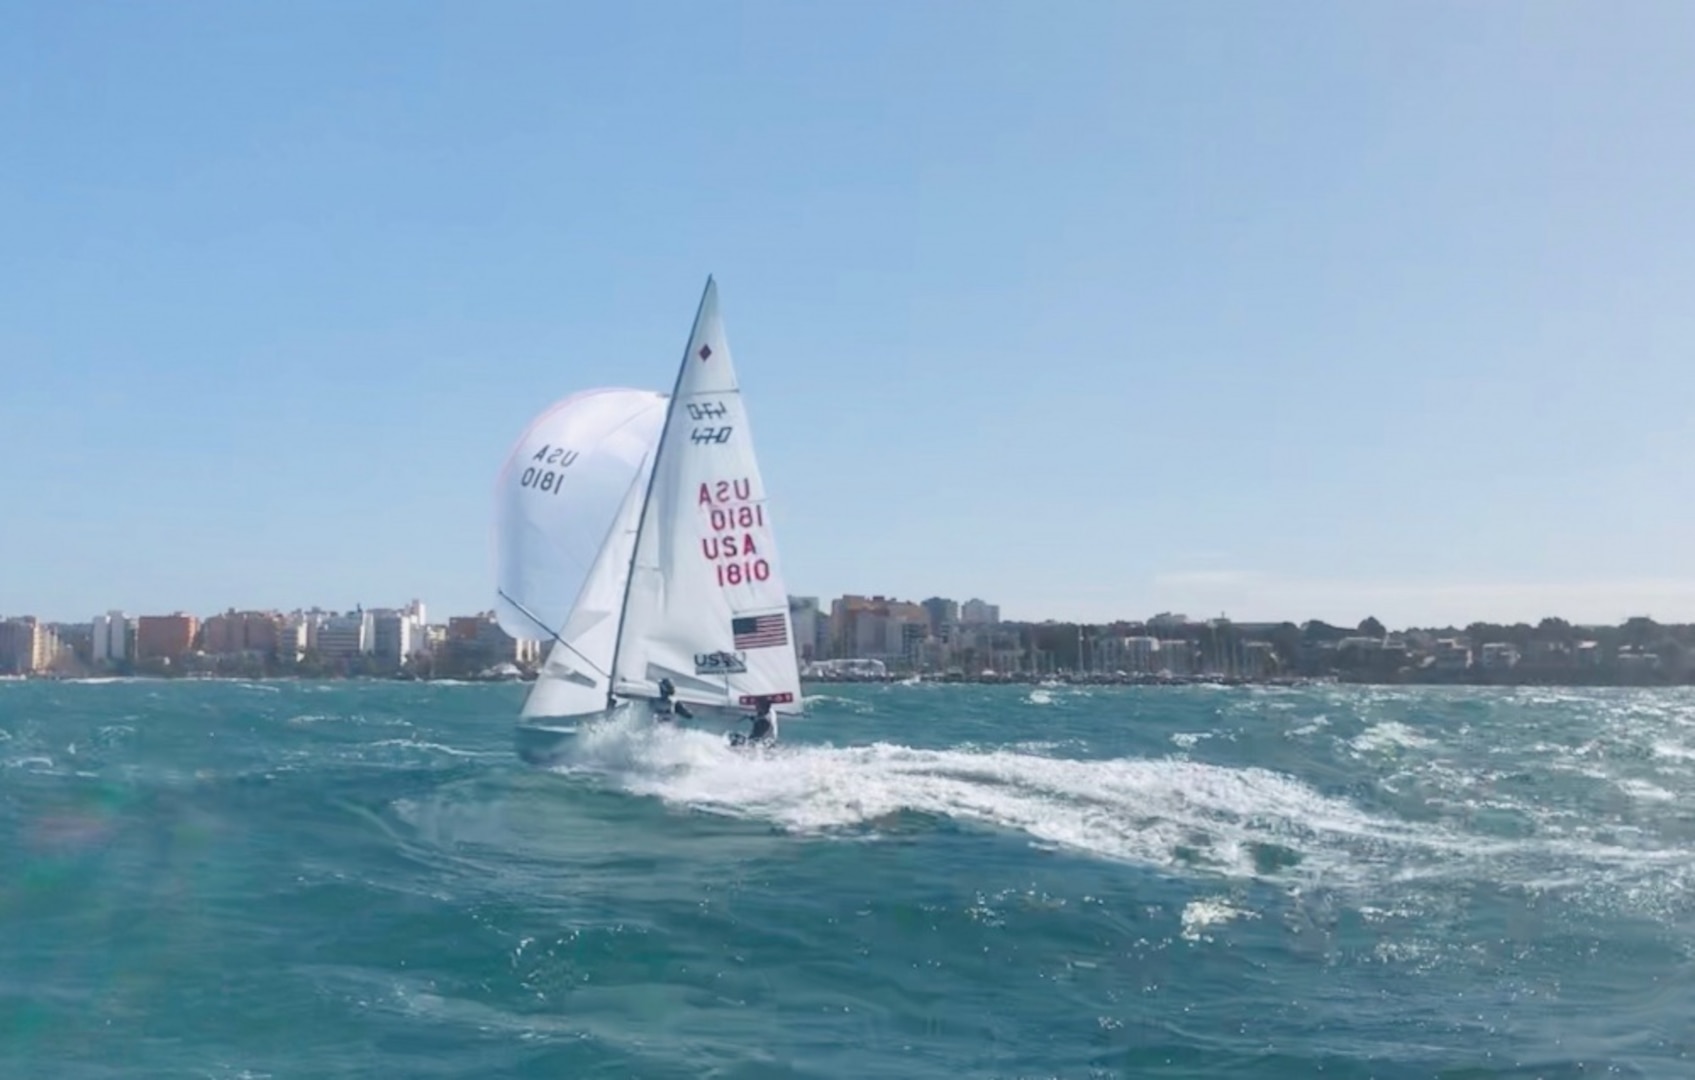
[6,671,1689,689]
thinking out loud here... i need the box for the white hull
[513,715,593,764]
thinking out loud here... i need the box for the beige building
[136,613,199,661]
[829,595,931,662]
[0,617,56,675]
[202,610,282,655]
[447,612,540,665]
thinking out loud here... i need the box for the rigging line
[497,588,609,679]
[608,275,715,695]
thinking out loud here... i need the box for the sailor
[653,677,692,721]
[743,698,777,744]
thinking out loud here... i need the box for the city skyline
[3,587,1685,638]
[5,590,1688,686]
[8,575,1695,632]
[4,5,1693,627]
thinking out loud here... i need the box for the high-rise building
[788,596,822,661]
[202,610,282,655]
[53,622,92,665]
[445,612,538,668]
[371,606,426,670]
[136,613,198,661]
[298,609,330,653]
[0,617,53,675]
[276,617,308,663]
[960,598,1000,626]
[316,611,374,659]
[922,597,959,639]
[829,595,930,662]
[91,611,131,665]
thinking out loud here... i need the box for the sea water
[3,679,1692,1077]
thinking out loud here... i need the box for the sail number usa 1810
[697,478,771,588]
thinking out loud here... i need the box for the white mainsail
[494,387,667,716]
[609,277,802,716]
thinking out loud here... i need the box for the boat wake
[544,711,1694,911]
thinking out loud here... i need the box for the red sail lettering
[708,504,766,531]
[715,559,772,587]
[698,478,755,504]
[702,533,766,562]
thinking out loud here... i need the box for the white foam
[1616,777,1676,803]
[541,702,1695,913]
[1180,897,1259,941]
[799,693,876,715]
[551,711,1430,882]
[1288,714,1330,737]
[1651,739,1695,763]
[1350,721,1435,753]
[367,738,498,759]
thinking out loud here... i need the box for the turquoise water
[3,679,1693,1077]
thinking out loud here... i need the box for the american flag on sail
[731,613,788,650]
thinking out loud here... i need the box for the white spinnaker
[610,279,802,716]
[494,387,666,654]
[519,446,655,719]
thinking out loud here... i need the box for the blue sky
[3,1,1692,628]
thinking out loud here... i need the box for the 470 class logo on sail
[687,401,733,444]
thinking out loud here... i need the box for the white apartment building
[316,611,374,659]
[91,611,131,665]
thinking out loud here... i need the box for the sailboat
[509,277,803,763]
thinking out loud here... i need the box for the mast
[605,275,716,705]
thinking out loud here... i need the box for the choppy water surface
[4,679,1694,1077]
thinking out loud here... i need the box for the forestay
[494,387,667,669]
[610,279,802,715]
